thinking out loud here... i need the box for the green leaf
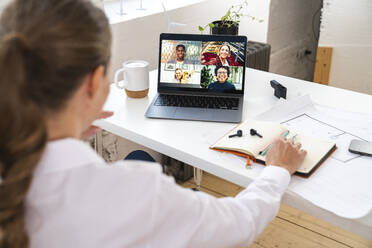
[221,10,231,21]
[198,1,262,30]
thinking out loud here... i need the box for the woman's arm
[150,166,290,248]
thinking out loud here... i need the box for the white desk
[96,68,372,240]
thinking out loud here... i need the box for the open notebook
[210,119,337,177]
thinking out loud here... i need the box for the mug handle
[114,68,128,89]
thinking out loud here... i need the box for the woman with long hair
[0,0,305,247]
[201,43,242,66]
[173,68,183,83]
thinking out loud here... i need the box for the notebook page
[294,134,336,174]
[211,119,287,157]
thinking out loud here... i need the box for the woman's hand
[265,136,307,175]
[81,111,114,139]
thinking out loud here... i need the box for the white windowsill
[103,0,205,25]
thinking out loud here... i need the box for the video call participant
[202,44,242,66]
[173,68,183,83]
[172,68,193,84]
[208,66,236,92]
[167,44,192,65]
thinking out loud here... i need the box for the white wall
[319,0,372,94]
[267,0,321,81]
[0,0,10,9]
[109,0,271,80]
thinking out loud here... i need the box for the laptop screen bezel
[157,33,247,97]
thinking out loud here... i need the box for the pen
[259,131,290,156]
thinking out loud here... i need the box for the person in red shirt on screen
[202,44,242,66]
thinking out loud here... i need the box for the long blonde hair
[0,0,111,247]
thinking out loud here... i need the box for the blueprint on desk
[256,95,372,219]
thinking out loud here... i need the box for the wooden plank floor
[179,172,372,248]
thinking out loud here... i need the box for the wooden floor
[179,172,372,248]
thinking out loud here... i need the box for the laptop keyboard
[154,94,239,110]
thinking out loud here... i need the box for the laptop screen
[158,33,247,95]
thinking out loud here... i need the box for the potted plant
[200,65,214,88]
[198,0,262,35]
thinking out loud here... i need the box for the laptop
[145,33,247,123]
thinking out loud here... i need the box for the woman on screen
[202,43,242,66]
[173,68,183,83]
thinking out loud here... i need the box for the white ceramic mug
[114,60,149,98]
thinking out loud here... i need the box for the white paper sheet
[256,95,372,219]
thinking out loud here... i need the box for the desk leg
[193,168,203,191]
[95,130,103,157]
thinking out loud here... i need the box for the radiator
[246,41,271,72]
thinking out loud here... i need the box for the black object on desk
[250,128,263,138]
[229,130,243,138]
[270,80,287,99]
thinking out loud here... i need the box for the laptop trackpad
[146,106,177,118]
[174,108,207,119]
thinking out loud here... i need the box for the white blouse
[221,59,229,66]
[25,138,290,248]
